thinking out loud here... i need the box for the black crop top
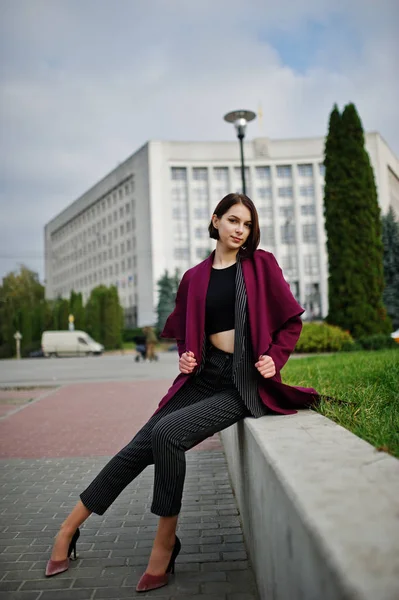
[205,263,236,335]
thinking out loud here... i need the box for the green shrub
[295,322,353,353]
[357,334,398,351]
[340,340,363,352]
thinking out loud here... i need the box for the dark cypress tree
[103,286,123,350]
[69,291,85,330]
[382,207,399,329]
[324,103,391,337]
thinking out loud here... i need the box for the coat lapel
[242,256,272,359]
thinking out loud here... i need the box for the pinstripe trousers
[80,344,253,517]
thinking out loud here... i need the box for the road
[0,352,179,387]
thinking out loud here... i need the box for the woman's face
[212,203,252,251]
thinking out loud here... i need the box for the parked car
[41,330,104,357]
[28,348,45,358]
[390,329,399,343]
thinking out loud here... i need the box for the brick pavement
[0,382,259,599]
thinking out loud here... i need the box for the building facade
[44,132,399,327]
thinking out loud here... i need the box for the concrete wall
[220,410,399,600]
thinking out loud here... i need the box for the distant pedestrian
[144,326,158,361]
[45,193,320,592]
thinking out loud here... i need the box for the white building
[44,132,399,327]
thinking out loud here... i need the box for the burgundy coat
[158,249,319,415]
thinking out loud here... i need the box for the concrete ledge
[220,410,399,600]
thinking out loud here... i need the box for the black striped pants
[80,345,251,517]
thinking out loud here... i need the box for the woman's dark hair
[208,193,260,256]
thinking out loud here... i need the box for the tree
[103,286,123,349]
[323,103,391,337]
[69,291,85,330]
[156,270,180,332]
[0,266,46,356]
[85,285,107,342]
[382,207,399,329]
[85,285,123,349]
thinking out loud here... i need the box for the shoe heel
[68,528,80,561]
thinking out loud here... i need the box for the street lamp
[224,109,256,195]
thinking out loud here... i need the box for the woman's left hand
[255,355,276,378]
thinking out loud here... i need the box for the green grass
[282,349,399,458]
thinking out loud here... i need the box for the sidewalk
[0,382,259,600]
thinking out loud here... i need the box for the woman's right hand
[179,350,197,374]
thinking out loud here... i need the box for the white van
[41,330,104,357]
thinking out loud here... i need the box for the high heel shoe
[136,535,181,593]
[45,528,80,577]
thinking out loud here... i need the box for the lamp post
[224,110,256,195]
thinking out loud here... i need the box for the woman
[45,193,319,592]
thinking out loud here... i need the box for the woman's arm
[264,315,302,374]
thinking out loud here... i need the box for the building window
[120,224,124,236]
[298,164,313,177]
[192,167,208,181]
[260,225,275,245]
[234,166,250,180]
[174,247,189,259]
[276,165,292,179]
[121,242,125,254]
[256,166,271,179]
[127,239,132,251]
[303,223,317,243]
[126,221,131,232]
[301,204,316,216]
[279,206,294,218]
[281,223,296,243]
[125,202,130,214]
[278,186,293,198]
[195,226,208,239]
[119,207,124,218]
[319,164,326,177]
[113,210,117,222]
[172,207,188,220]
[258,206,273,219]
[194,207,209,219]
[257,187,272,199]
[280,255,298,274]
[196,247,208,259]
[192,187,208,204]
[121,259,125,272]
[300,185,315,197]
[171,167,187,181]
[304,254,319,275]
[213,167,229,182]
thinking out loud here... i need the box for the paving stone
[227,593,258,600]
[0,445,258,599]
[40,591,93,600]
[0,581,21,592]
[20,578,74,590]
[0,593,41,600]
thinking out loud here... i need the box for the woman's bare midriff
[209,329,235,354]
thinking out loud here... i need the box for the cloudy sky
[1,0,398,283]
